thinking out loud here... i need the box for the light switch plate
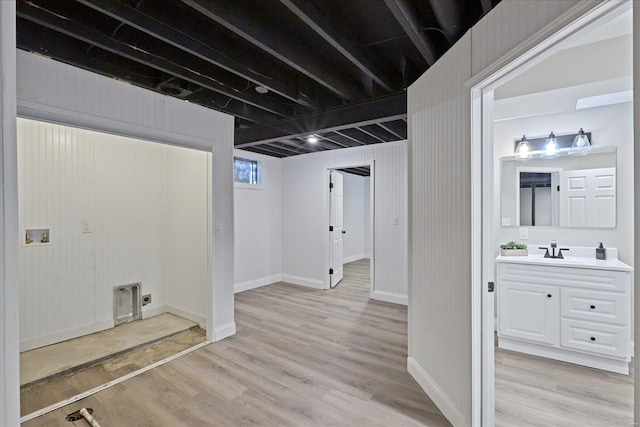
[518,227,529,240]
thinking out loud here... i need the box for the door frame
[515,166,562,227]
[324,160,375,297]
[470,1,631,424]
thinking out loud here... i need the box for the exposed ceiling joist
[332,130,367,146]
[377,122,405,140]
[182,0,364,101]
[480,0,493,15]
[355,126,387,144]
[428,0,464,40]
[16,2,289,118]
[383,0,437,65]
[75,0,318,111]
[279,0,399,93]
[235,92,407,147]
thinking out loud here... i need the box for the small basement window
[234,157,261,185]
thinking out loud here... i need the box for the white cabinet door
[499,281,557,345]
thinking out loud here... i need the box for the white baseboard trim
[20,319,114,352]
[407,357,466,427]
[281,274,325,289]
[343,254,369,264]
[166,306,206,329]
[213,322,236,342]
[234,274,282,293]
[142,304,168,319]
[372,290,408,306]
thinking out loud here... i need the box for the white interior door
[559,167,616,227]
[330,170,344,288]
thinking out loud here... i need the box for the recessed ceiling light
[307,136,319,144]
[255,85,269,94]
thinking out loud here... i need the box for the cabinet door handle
[590,305,596,309]
[590,337,596,341]
[547,294,552,298]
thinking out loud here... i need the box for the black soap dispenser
[596,242,606,260]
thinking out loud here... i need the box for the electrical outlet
[142,294,152,306]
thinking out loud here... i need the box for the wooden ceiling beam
[280,0,399,93]
[182,0,364,101]
[383,0,437,65]
[75,0,319,111]
[235,92,407,147]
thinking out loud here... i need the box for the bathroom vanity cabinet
[496,253,632,374]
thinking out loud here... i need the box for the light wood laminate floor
[495,345,633,426]
[23,259,451,426]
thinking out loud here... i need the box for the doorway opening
[326,163,374,296]
[17,118,212,421]
[472,2,634,425]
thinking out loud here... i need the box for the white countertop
[496,253,633,272]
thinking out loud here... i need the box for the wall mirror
[501,147,617,228]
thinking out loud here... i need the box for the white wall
[18,119,211,350]
[15,50,236,347]
[0,2,19,425]
[281,141,407,304]
[342,172,370,263]
[233,149,282,293]
[408,1,601,425]
[164,145,210,326]
[494,102,634,265]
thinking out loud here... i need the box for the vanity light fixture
[568,128,592,155]
[514,135,531,160]
[541,131,559,158]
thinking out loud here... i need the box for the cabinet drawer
[561,288,627,325]
[498,263,629,292]
[561,319,629,358]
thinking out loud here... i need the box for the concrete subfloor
[21,313,198,387]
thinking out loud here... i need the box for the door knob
[342,230,346,234]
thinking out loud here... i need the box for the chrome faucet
[539,240,570,259]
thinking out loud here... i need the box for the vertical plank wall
[634,2,640,423]
[18,119,211,350]
[165,146,210,324]
[0,2,19,425]
[407,0,594,425]
[408,34,473,426]
[16,50,235,343]
[18,120,96,347]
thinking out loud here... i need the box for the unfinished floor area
[21,313,206,417]
[23,259,451,426]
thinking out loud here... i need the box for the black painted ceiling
[16,0,500,157]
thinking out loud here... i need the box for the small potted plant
[500,241,528,256]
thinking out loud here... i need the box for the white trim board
[20,319,114,353]
[234,275,282,293]
[407,357,467,427]
[166,306,206,329]
[343,254,370,264]
[213,322,236,342]
[281,275,326,290]
[372,290,407,306]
